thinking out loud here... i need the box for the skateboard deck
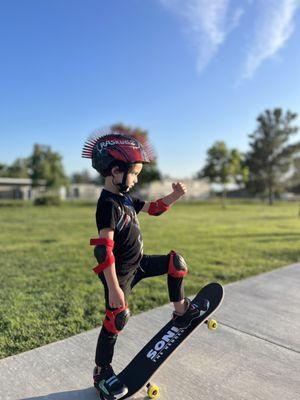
[117,282,224,399]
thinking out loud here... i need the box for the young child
[82,130,209,400]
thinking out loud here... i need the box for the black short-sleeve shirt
[96,189,145,274]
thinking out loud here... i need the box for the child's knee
[167,250,188,278]
[103,305,130,334]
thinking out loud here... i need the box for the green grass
[1,200,300,359]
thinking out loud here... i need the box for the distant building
[0,178,46,200]
[66,183,102,201]
[137,178,211,200]
[67,179,211,202]
[0,177,211,202]
[0,178,102,201]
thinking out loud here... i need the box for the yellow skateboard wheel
[147,383,160,398]
[207,319,218,331]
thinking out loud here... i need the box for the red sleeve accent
[90,237,115,274]
[148,198,170,216]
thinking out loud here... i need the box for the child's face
[126,163,143,190]
[111,163,143,192]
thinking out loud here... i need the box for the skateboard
[112,282,224,399]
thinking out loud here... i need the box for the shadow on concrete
[22,388,95,400]
[22,387,148,400]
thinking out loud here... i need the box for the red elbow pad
[148,198,170,216]
[90,238,115,274]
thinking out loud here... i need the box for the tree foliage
[0,145,68,190]
[71,169,105,185]
[28,144,69,188]
[71,169,93,184]
[245,108,300,204]
[0,159,29,178]
[199,141,248,203]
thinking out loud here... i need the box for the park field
[0,200,299,359]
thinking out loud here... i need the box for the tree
[199,141,248,205]
[0,159,30,178]
[70,169,105,185]
[110,123,162,185]
[71,169,93,184]
[28,144,69,189]
[245,108,300,205]
[7,158,30,178]
[0,163,8,177]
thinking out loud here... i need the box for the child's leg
[169,275,186,314]
[95,275,117,369]
[95,272,133,369]
[93,274,130,399]
[131,254,207,329]
[95,325,118,369]
[131,252,188,314]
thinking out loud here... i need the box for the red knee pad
[103,305,130,334]
[168,250,188,278]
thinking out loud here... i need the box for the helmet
[82,128,154,192]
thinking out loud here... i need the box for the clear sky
[1,0,300,178]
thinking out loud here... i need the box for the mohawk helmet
[82,128,154,193]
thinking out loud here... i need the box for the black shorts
[99,254,184,308]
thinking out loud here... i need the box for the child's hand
[109,286,126,309]
[172,182,187,199]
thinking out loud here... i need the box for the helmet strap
[112,166,130,194]
[119,169,129,193]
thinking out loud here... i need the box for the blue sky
[1,0,300,178]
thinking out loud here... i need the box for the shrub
[34,194,61,206]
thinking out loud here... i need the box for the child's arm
[94,228,126,308]
[141,182,187,214]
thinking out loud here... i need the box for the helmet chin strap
[112,167,130,194]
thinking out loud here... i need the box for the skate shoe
[93,365,128,400]
[172,297,209,328]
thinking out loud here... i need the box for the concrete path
[1,263,300,400]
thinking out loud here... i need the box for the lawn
[0,200,299,358]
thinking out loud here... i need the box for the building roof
[0,177,46,186]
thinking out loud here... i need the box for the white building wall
[137,179,211,201]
